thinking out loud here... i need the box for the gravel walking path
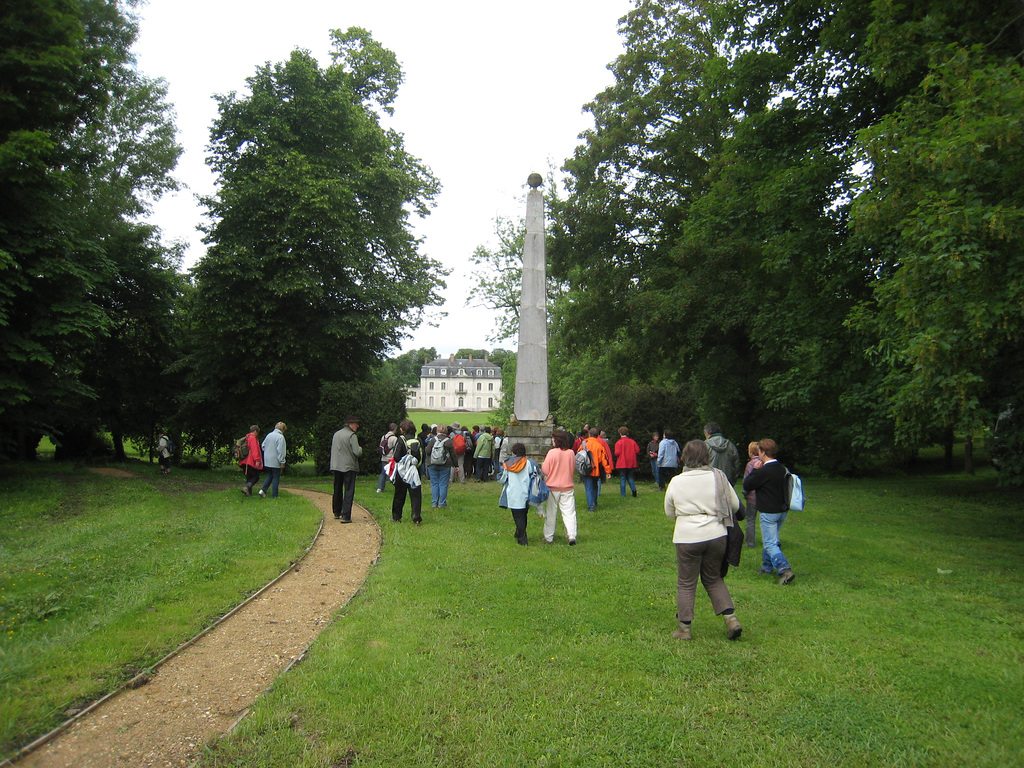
[16,485,380,768]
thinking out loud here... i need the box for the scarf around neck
[680,465,736,525]
[504,456,528,474]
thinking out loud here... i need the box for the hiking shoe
[724,614,742,640]
[258,489,266,498]
[568,539,577,546]
[778,570,796,585]
[671,625,692,641]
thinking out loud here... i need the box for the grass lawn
[0,461,321,755]
[2,459,1021,766]
[408,411,499,429]
[200,469,1024,767]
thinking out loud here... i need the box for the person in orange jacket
[581,427,613,512]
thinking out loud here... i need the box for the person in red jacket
[582,428,613,512]
[614,426,641,498]
[239,425,264,496]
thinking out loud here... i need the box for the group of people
[659,423,799,642]
[497,429,579,547]
[234,414,798,645]
[236,422,288,498]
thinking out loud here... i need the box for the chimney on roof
[449,353,455,363]
[469,354,473,362]
[484,354,489,362]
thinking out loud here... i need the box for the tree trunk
[112,426,127,462]
[964,434,975,475]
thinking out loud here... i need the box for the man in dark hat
[330,415,363,522]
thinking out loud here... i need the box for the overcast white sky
[133,0,631,357]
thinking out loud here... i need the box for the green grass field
[206,469,1023,767]
[407,410,499,429]
[2,460,1022,766]
[0,461,320,754]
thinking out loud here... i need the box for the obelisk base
[504,415,555,467]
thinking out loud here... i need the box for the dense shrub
[313,381,407,475]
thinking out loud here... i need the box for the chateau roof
[420,356,501,378]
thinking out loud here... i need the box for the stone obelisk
[507,173,553,461]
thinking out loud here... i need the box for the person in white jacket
[258,422,288,498]
[664,440,743,642]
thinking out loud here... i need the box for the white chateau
[405,354,503,412]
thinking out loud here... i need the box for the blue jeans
[377,461,389,492]
[760,512,792,573]
[650,458,660,487]
[619,468,636,496]
[428,465,450,507]
[260,466,282,497]
[582,475,600,510]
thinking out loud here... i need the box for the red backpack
[452,433,466,455]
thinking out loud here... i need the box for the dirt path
[16,486,381,768]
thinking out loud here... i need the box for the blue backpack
[786,471,805,511]
[528,461,550,507]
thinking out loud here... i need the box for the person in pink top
[614,426,641,498]
[540,429,578,545]
[742,441,763,548]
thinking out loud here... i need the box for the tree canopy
[0,0,181,459]
[547,0,1024,478]
[178,29,447,450]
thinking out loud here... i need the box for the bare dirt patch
[17,486,380,768]
[85,468,138,479]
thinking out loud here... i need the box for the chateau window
[477,369,482,376]
[429,368,435,375]
[488,398,494,408]
[459,397,464,407]
[476,383,481,390]
[441,369,446,375]
[441,382,446,391]
[488,369,494,376]
[429,396,435,406]
[441,397,446,407]
[429,382,434,390]
[489,383,494,391]
[477,397,482,407]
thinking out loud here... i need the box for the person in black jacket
[741,438,796,585]
[391,419,423,525]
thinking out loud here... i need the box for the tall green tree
[180,29,446,450]
[849,2,1024,480]
[0,0,181,459]
[376,347,438,389]
[550,0,761,445]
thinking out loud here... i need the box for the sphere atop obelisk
[527,172,543,188]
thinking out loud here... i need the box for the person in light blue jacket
[259,422,288,498]
[657,429,680,491]
[499,442,533,546]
